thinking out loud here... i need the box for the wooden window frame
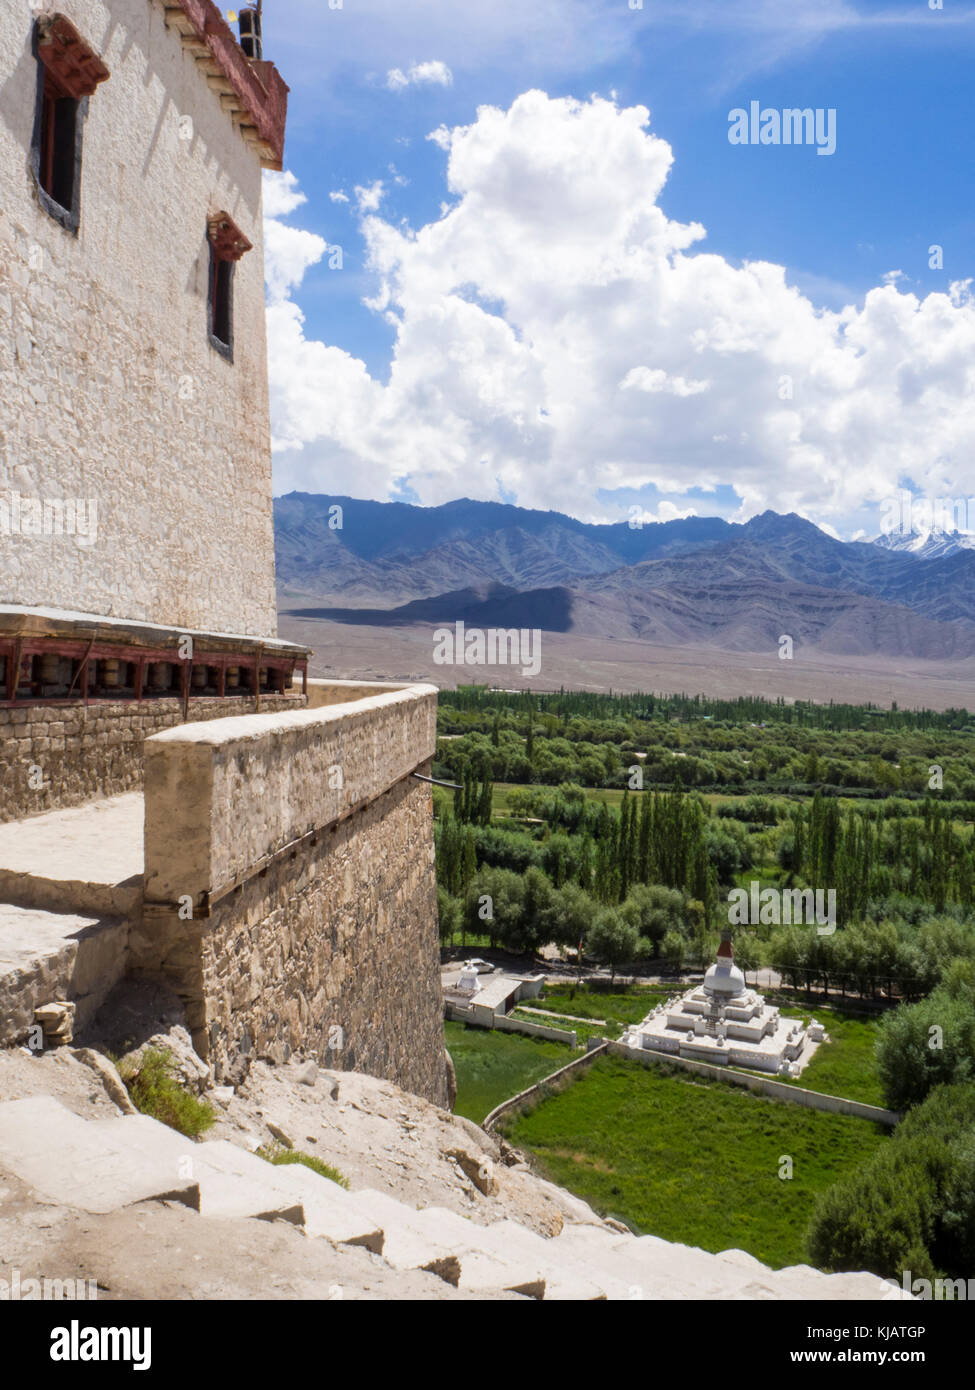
[206,212,253,362]
[29,16,109,234]
[207,244,237,361]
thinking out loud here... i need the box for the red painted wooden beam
[172,0,288,168]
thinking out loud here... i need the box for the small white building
[445,966,544,1028]
[622,931,829,1076]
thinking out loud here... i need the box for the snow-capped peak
[873,528,975,559]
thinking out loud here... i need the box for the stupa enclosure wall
[0,0,276,635]
[609,1042,900,1127]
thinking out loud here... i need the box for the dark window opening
[210,254,234,354]
[206,213,251,361]
[30,16,109,234]
[38,71,79,212]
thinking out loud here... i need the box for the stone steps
[551,1225,910,1301]
[0,792,143,916]
[343,1191,547,1297]
[0,793,143,1045]
[248,1161,384,1252]
[330,1189,463,1285]
[0,1096,909,1301]
[417,1208,621,1300]
[94,1116,383,1249]
[0,1096,199,1214]
[0,904,128,1045]
[548,1224,705,1299]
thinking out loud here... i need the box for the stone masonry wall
[143,686,439,905]
[199,774,447,1103]
[137,685,449,1107]
[0,694,303,821]
[0,0,277,634]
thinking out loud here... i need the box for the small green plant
[117,1047,215,1139]
[258,1143,349,1188]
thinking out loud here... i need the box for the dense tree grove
[781,794,975,918]
[434,686,975,1280]
[437,687,975,799]
[436,780,715,957]
[442,685,973,733]
[434,689,975,988]
[807,1084,975,1283]
[875,965,975,1110]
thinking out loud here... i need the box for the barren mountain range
[275,494,975,661]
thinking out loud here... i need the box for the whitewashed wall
[0,0,277,635]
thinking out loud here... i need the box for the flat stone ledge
[0,793,143,916]
[144,683,438,904]
[0,903,129,1044]
[146,681,437,747]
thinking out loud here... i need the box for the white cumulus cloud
[621,367,711,397]
[386,60,453,92]
[354,180,386,213]
[262,170,328,304]
[266,92,975,531]
[264,222,329,305]
[263,170,307,218]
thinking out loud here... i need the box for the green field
[501,1055,889,1269]
[510,1008,606,1046]
[770,1004,884,1107]
[536,983,669,1029]
[444,1020,570,1123]
[511,983,671,1044]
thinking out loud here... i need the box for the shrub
[437,885,462,944]
[619,883,687,947]
[117,1047,215,1139]
[258,1143,349,1187]
[586,909,639,982]
[660,928,685,972]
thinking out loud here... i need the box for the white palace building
[621,931,828,1075]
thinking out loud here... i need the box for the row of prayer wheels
[0,652,291,697]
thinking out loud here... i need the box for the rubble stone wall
[138,684,449,1107]
[200,772,446,1103]
[0,694,303,821]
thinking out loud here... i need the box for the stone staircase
[0,1094,907,1301]
[0,794,143,1046]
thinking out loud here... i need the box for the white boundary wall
[444,1001,576,1046]
[609,1041,899,1126]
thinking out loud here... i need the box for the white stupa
[622,929,828,1075]
[456,962,483,996]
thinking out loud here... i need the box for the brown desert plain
[278,610,975,712]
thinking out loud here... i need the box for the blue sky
[256,1,975,535]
